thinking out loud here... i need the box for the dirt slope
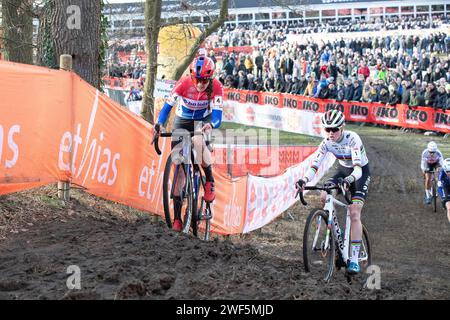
[0,127,449,300]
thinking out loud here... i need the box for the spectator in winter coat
[367,86,380,102]
[424,83,437,107]
[387,85,401,107]
[433,86,447,110]
[408,88,425,109]
[357,60,371,79]
[352,79,363,101]
[378,87,390,104]
[343,78,354,101]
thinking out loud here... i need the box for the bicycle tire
[181,169,194,234]
[303,208,335,282]
[162,154,174,228]
[191,184,200,238]
[359,224,372,272]
[432,177,437,213]
[163,155,194,233]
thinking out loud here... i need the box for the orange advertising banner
[0,61,251,234]
[1,61,333,235]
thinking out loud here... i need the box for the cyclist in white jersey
[295,109,371,275]
[421,141,444,204]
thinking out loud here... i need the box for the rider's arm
[303,141,327,183]
[157,101,174,127]
[438,151,444,168]
[157,79,184,126]
[346,135,364,183]
[210,81,224,129]
[420,150,428,172]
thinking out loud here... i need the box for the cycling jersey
[157,75,224,128]
[304,130,369,183]
[421,149,444,172]
[437,169,450,204]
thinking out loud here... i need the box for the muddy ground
[0,127,449,300]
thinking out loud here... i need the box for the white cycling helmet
[427,141,438,153]
[321,109,345,128]
[443,158,450,173]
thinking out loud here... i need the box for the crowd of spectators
[214,18,450,111]
[106,39,146,81]
[214,15,450,47]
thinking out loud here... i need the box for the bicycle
[426,169,438,213]
[153,130,213,241]
[297,181,372,282]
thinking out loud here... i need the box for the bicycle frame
[311,193,369,265]
[170,133,200,202]
[322,194,351,263]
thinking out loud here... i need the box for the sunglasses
[324,127,341,133]
[192,77,211,85]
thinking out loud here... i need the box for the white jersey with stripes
[304,130,369,183]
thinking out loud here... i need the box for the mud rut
[0,131,448,300]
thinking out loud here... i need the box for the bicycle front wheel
[432,178,437,213]
[163,155,192,232]
[303,209,335,282]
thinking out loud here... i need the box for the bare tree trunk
[36,0,57,68]
[1,0,33,64]
[141,0,162,124]
[170,0,229,81]
[51,0,101,88]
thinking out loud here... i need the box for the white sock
[425,190,431,197]
[428,189,432,196]
[351,240,362,264]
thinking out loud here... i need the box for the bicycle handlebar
[296,183,353,206]
[152,130,207,156]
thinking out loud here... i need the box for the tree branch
[170,0,229,80]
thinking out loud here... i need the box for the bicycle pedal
[200,210,212,220]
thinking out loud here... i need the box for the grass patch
[38,195,65,209]
[345,123,450,158]
[219,122,322,146]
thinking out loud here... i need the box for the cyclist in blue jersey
[437,158,450,223]
[151,55,223,231]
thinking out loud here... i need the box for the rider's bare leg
[446,202,450,223]
[424,172,432,198]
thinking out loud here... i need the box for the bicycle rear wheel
[303,209,335,282]
[357,224,372,272]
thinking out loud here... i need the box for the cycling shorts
[326,164,371,204]
[170,115,212,149]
